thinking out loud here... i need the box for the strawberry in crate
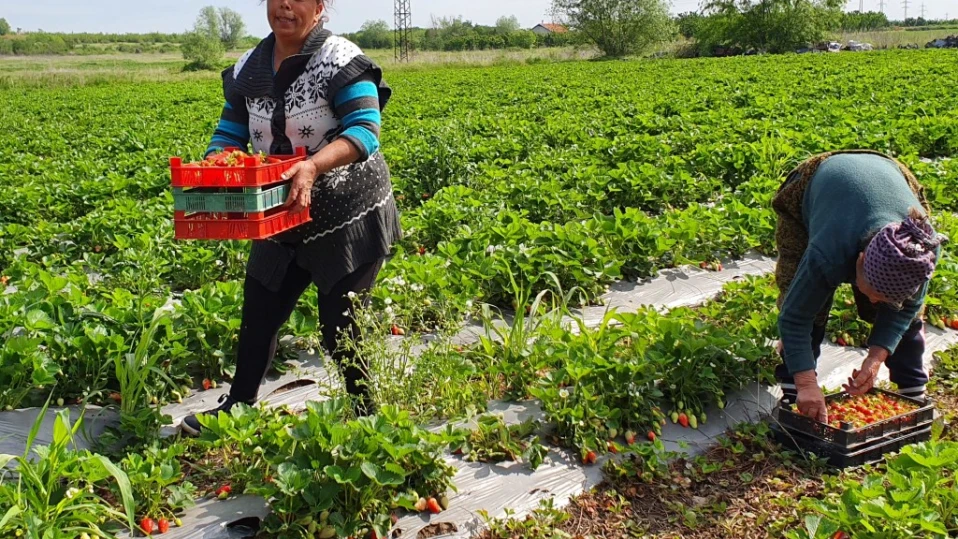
[188,149,280,167]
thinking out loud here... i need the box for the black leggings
[229,259,384,405]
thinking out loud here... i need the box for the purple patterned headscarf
[864,213,941,306]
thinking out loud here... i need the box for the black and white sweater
[212,25,401,295]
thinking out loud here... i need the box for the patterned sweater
[206,25,401,295]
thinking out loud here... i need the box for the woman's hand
[843,346,889,395]
[794,370,827,423]
[282,159,319,214]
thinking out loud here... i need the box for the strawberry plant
[114,442,196,528]
[790,441,958,538]
[450,414,547,471]
[0,402,136,538]
[196,399,457,539]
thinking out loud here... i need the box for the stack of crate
[771,388,935,468]
[170,147,310,240]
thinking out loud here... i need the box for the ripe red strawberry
[677,413,689,428]
[832,532,848,539]
[418,246,426,256]
[607,441,618,454]
[109,392,122,403]
[202,378,212,391]
[215,484,232,499]
[699,261,707,269]
[158,518,170,534]
[583,450,597,464]
[647,431,656,442]
[140,517,155,535]
[391,325,405,336]
[951,318,958,331]
[426,497,442,514]
[837,338,847,347]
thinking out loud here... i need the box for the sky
[1,0,953,36]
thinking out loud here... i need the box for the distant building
[531,23,568,36]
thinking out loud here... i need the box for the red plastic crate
[170,147,307,188]
[174,207,311,240]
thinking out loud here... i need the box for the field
[1,49,958,538]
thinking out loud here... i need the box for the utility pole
[902,0,909,20]
[920,1,926,19]
[394,0,411,62]
[879,0,886,13]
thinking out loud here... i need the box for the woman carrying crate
[774,150,944,424]
[182,0,401,435]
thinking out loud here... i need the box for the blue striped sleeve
[332,78,382,160]
[206,101,250,157]
[333,81,379,107]
[341,126,380,158]
[341,108,381,127]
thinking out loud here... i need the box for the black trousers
[777,284,928,402]
[229,259,384,406]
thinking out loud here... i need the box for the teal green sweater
[778,153,932,375]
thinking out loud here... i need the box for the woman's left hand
[844,346,889,395]
[282,159,319,213]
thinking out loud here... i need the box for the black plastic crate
[771,421,932,468]
[775,388,933,447]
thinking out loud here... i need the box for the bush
[180,31,224,70]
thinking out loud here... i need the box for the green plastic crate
[173,183,290,213]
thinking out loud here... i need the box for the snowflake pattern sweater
[208,25,401,295]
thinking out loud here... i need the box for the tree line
[344,16,578,52]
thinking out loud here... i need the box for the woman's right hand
[282,159,319,214]
[794,370,827,423]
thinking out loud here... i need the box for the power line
[394,0,411,62]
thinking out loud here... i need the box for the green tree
[495,15,522,34]
[551,0,676,57]
[197,6,221,40]
[696,0,843,55]
[218,8,246,49]
[182,7,225,70]
[0,18,10,36]
[675,11,704,39]
[506,30,537,48]
[356,19,392,49]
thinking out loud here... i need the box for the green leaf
[360,461,404,486]
[804,515,821,537]
[0,505,22,528]
[25,309,54,330]
[324,465,362,485]
[92,455,136,532]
